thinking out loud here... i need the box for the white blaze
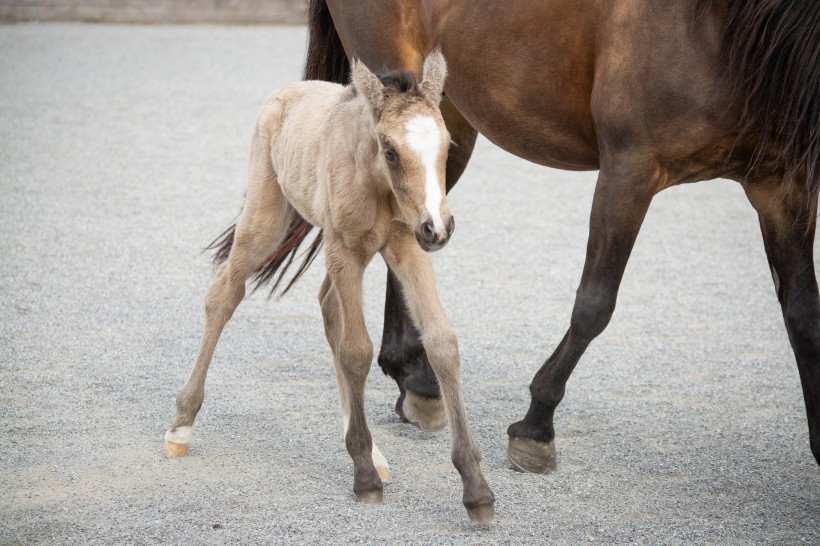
[405,114,445,232]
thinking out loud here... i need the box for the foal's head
[352,50,453,252]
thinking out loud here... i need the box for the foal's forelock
[404,114,446,231]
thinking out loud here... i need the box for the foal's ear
[421,47,448,103]
[351,58,385,118]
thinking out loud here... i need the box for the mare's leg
[378,97,478,430]
[507,158,657,473]
[164,118,290,457]
[319,275,390,481]
[382,223,495,523]
[744,180,820,465]
[322,241,383,502]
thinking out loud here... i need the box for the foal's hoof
[507,436,557,474]
[355,488,384,505]
[163,426,192,458]
[164,441,189,458]
[397,391,446,431]
[466,503,495,524]
[376,465,390,482]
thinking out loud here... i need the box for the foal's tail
[204,0,342,298]
[715,0,820,218]
[206,214,324,298]
[304,0,350,83]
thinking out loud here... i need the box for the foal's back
[261,80,383,235]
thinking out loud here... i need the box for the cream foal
[164,50,494,523]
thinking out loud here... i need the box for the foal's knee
[338,338,374,378]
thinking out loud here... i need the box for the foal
[163,50,495,523]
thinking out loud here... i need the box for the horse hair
[698,0,820,221]
[379,70,420,95]
[206,214,323,298]
[304,0,350,83]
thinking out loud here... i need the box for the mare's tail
[206,214,324,298]
[717,0,820,219]
[205,0,346,297]
[304,0,350,83]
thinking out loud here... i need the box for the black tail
[719,0,820,218]
[304,0,350,83]
[206,214,324,298]
[203,0,346,298]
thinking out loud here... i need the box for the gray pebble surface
[1,23,818,544]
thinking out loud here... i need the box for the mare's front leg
[382,222,495,523]
[507,157,657,473]
[378,97,478,430]
[744,180,820,465]
[322,239,383,502]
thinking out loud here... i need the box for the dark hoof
[354,487,384,504]
[508,436,557,474]
[397,391,446,432]
[466,503,495,524]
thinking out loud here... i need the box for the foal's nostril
[422,221,436,241]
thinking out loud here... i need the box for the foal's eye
[384,148,398,163]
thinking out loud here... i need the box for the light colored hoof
[400,391,446,432]
[164,426,193,459]
[507,436,557,474]
[376,465,390,482]
[466,503,495,524]
[164,440,189,458]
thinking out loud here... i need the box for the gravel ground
[1,23,818,545]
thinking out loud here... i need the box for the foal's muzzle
[415,215,455,252]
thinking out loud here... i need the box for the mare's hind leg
[322,241,383,502]
[378,97,477,430]
[744,180,820,465]
[382,223,495,523]
[319,275,390,481]
[507,158,657,473]
[164,121,290,457]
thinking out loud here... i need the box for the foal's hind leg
[382,224,495,523]
[744,180,820,465]
[165,123,291,457]
[507,158,657,473]
[319,275,390,482]
[378,97,477,430]
[321,242,383,502]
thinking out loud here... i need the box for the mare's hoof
[466,503,495,524]
[397,391,446,431]
[355,488,384,505]
[164,440,189,458]
[507,436,557,474]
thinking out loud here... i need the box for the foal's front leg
[382,223,495,523]
[319,275,390,482]
[322,241,383,503]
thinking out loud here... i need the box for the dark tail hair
[304,0,350,83]
[205,0,345,298]
[206,214,323,298]
[717,0,820,218]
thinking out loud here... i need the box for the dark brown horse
[273,0,819,474]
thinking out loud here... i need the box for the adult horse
[297,0,820,473]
